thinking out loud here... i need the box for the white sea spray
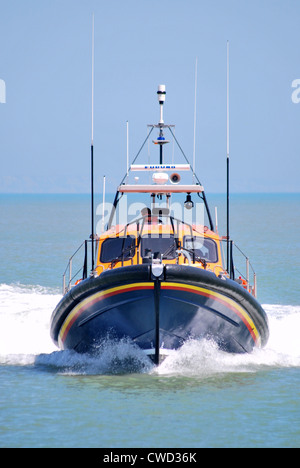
[0,284,299,376]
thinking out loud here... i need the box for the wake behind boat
[51,84,269,365]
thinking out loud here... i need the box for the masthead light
[157,85,166,124]
[157,84,166,104]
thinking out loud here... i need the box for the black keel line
[153,279,161,366]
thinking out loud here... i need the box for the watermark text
[291,79,300,103]
[0,79,6,104]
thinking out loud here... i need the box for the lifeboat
[51,85,269,364]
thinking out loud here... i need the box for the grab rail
[223,239,257,297]
[61,226,258,299]
[62,240,92,294]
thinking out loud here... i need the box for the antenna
[102,175,106,233]
[126,121,129,178]
[91,14,94,147]
[226,40,230,273]
[215,206,219,233]
[90,13,95,272]
[193,57,198,182]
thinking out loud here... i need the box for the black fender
[51,264,269,348]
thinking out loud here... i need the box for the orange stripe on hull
[58,283,154,347]
[58,281,261,349]
[161,282,260,345]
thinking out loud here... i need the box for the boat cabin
[94,214,225,278]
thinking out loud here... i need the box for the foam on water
[1,284,300,376]
[0,284,60,364]
[157,304,300,376]
[36,339,153,375]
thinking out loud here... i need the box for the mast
[226,40,230,273]
[126,120,129,178]
[157,84,166,164]
[193,57,198,182]
[108,84,215,232]
[91,14,95,272]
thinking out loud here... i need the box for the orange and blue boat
[51,85,269,364]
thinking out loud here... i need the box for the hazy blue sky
[0,0,299,193]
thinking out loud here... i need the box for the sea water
[0,193,299,448]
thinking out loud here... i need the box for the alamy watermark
[95,195,205,237]
[291,79,300,103]
[0,79,6,103]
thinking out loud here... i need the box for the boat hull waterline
[51,265,269,364]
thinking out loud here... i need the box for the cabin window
[100,236,136,263]
[141,234,177,260]
[183,236,218,263]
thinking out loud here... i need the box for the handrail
[115,215,211,267]
[221,239,257,297]
[61,223,258,300]
[121,213,195,240]
[62,239,92,294]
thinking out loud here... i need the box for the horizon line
[1,191,300,196]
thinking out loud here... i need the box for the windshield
[100,236,136,263]
[141,234,177,260]
[183,236,218,263]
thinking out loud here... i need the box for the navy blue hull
[51,265,269,364]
